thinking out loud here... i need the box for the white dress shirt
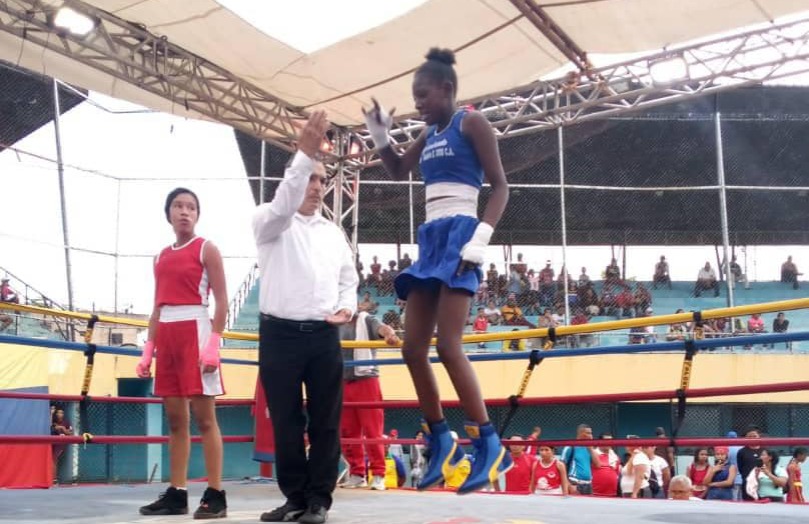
[252,151,358,321]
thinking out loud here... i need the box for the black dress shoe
[298,504,328,524]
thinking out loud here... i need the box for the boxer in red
[136,187,228,519]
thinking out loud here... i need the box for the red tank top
[533,458,562,491]
[504,453,535,492]
[689,464,709,491]
[154,237,209,307]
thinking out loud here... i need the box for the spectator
[646,445,670,499]
[368,256,382,288]
[727,255,748,290]
[502,328,527,352]
[409,430,426,487]
[786,447,807,503]
[0,311,11,332]
[506,268,524,297]
[578,267,591,289]
[358,292,378,315]
[486,263,499,298]
[538,261,555,307]
[773,312,790,350]
[653,256,671,290]
[471,307,489,349]
[693,262,719,298]
[0,278,19,303]
[511,252,527,277]
[533,445,569,495]
[381,435,407,488]
[703,446,737,500]
[501,435,536,493]
[634,283,652,317]
[781,256,801,289]
[501,293,534,327]
[51,406,73,473]
[654,427,677,476]
[620,442,652,498]
[591,433,621,497]
[475,280,489,305]
[483,299,502,326]
[747,313,765,334]
[398,253,412,271]
[443,431,471,490]
[686,448,711,499]
[570,308,593,348]
[561,424,595,495]
[615,286,635,319]
[556,265,572,290]
[339,312,401,491]
[387,428,404,465]
[628,308,656,344]
[526,269,540,311]
[754,449,788,502]
[726,430,744,500]
[666,309,690,341]
[579,286,599,313]
[737,426,762,501]
[668,475,702,501]
[605,258,621,285]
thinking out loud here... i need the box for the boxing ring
[1,300,808,523]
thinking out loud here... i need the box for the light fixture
[649,55,689,85]
[53,6,96,36]
[349,139,361,156]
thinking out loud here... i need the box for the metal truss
[345,13,809,168]
[0,0,309,152]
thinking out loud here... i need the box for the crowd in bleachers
[342,422,806,503]
[356,253,804,351]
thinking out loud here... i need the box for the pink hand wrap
[200,332,222,370]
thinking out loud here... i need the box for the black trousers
[258,315,343,509]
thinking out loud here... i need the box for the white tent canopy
[2,0,808,133]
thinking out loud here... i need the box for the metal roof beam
[0,0,309,151]
[346,14,809,168]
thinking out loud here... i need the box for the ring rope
[2,330,809,369]
[4,297,809,348]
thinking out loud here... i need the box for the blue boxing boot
[416,419,466,490]
[457,421,512,495]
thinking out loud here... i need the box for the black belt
[260,313,330,333]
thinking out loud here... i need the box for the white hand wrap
[363,104,393,149]
[460,222,493,266]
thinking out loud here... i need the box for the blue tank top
[419,109,484,189]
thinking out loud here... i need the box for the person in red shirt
[136,188,228,519]
[533,445,569,495]
[471,307,488,349]
[591,433,621,497]
[502,435,537,493]
[686,448,711,499]
[786,447,807,503]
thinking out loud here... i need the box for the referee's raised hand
[298,110,329,158]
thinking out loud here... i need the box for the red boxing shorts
[154,305,224,397]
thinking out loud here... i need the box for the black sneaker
[139,486,189,515]
[259,501,306,522]
[193,487,227,519]
[298,504,328,524]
